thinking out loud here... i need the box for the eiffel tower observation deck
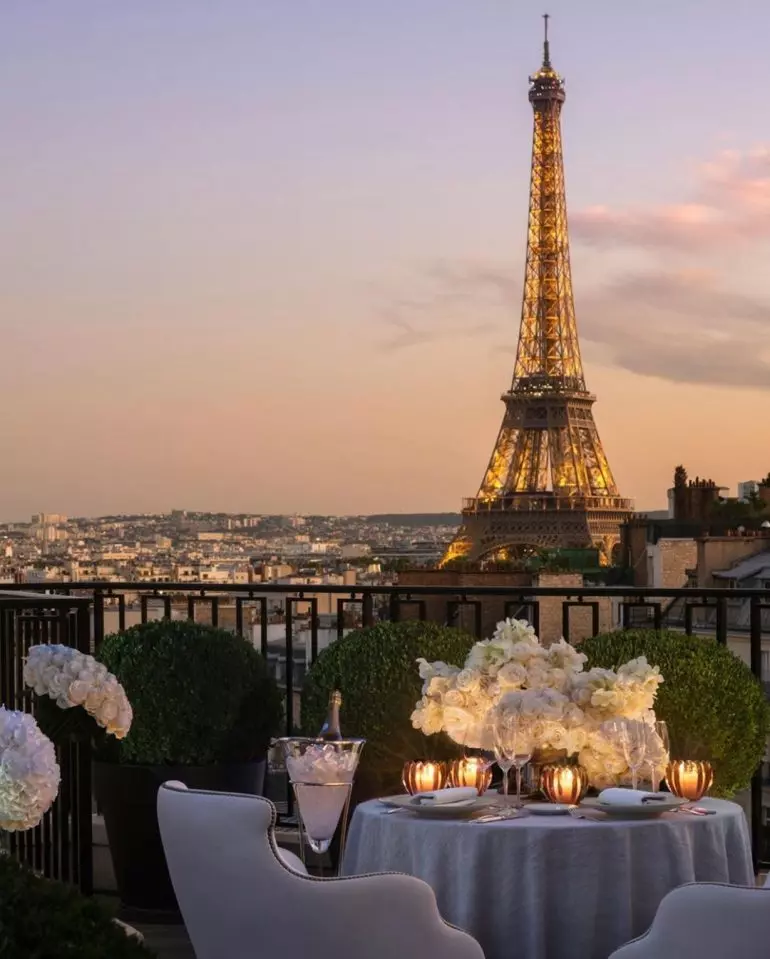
[441,17,633,568]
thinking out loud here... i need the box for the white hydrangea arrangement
[24,644,133,740]
[411,618,667,788]
[0,707,60,831]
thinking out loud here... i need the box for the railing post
[92,589,104,652]
[285,601,294,738]
[389,593,401,623]
[309,598,318,664]
[235,597,244,637]
[361,592,374,628]
[259,597,268,658]
[715,597,727,646]
[750,595,764,872]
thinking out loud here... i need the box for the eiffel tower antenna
[440,19,632,569]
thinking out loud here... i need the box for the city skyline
[2,1,769,519]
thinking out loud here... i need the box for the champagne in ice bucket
[279,692,365,858]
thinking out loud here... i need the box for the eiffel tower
[441,17,632,568]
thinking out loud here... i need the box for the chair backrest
[609,882,770,959]
[157,782,485,959]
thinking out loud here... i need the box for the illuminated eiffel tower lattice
[441,17,632,568]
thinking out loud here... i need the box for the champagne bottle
[318,689,342,741]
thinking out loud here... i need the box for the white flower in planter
[0,708,60,831]
[24,645,133,739]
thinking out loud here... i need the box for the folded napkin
[411,787,477,806]
[598,788,667,806]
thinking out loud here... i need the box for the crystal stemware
[605,719,647,790]
[460,717,496,775]
[509,720,533,809]
[493,712,532,811]
[492,713,516,816]
[648,720,670,793]
[459,716,497,805]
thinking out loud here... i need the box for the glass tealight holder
[402,760,447,795]
[665,760,714,801]
[448,757,493,795]
[278,737,365,870]
[540,763,589,805]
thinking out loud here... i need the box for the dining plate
[580,795,685,818]
[378,794,497,817]
[525,802,574,815]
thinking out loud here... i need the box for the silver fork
[676,805,715,816]
[568,809,605,822]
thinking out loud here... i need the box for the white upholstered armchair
[609,882,770,959]
[157,781,485,959]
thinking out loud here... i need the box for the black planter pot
[93,759,266,912]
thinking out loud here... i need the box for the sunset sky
[2,1,769,520]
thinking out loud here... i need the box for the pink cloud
[571,148,770,250]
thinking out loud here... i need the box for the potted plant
[93,620,283,912]
[0,855,155,958]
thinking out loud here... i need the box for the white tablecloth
[343,798,754,959]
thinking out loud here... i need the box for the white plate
[525,802,574,815]
[378,794,496,818]
[581,795,685,818]
[378,795,411,809]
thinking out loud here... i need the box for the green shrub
[0,854,155,958]
[96,620,283,766]
[581,629,770,797]
[302,620,476,796]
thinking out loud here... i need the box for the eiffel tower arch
[441,18,632,568]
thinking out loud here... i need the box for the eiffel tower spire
[441,20,632,568]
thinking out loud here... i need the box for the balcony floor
[131,923,194,959]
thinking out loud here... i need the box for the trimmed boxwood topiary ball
[581,629,770,797]
[0,855,155,958]
[96,620,283,766]
[301,620,476,797]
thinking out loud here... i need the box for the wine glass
[648,720,670,793]
[458,715,498,808]
[608,719,647,790]
[511,723,533,809]
[460,717,496,775]
[492,713,516,816]
[494,712,533,810]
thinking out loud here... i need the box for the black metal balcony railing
[1,581,768,881]
[0,591,93,892]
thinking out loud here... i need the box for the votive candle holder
[540,763,589,805]
[665,760,714,801]
[448,758,493,796]
[402,761,447,795]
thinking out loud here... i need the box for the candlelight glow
[665,761,714,802]
[402,761,447,795]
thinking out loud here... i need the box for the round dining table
[342,797,754,959]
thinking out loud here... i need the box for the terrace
[1,581,769,958]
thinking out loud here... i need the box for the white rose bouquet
[411,618,665,787]
[0,707,60,830]
[24,644,133,740]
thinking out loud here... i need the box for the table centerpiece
[410,618,668,790]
